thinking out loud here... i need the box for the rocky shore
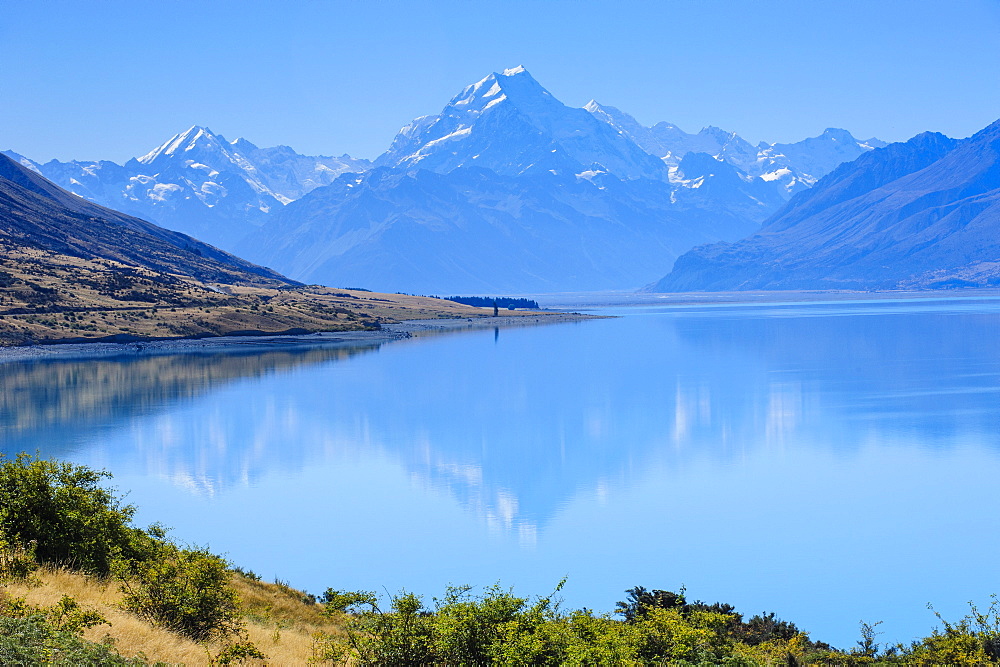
[0,312,597,364]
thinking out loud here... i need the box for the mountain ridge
[3,128,371,249]
[652,119,1000,291]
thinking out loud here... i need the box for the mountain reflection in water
[0,344,380,486]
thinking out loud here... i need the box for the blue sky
[2,0,999,163]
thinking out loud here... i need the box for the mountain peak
[138,125,228,165]
[376,68,666,180]
[819,127,856,142]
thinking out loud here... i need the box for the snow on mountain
[375,66,667,181]
[755,128,887,195]
[0,150,43,174]
[137,126,369,204]
[7,127,371,249]
[585,101,883,199]
[4,67,893,295]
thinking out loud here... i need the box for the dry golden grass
[0,243,514,346]
[234,575,349,665]
[3,566,346,665]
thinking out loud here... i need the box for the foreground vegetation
[2,452,999,664]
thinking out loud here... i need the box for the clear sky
[2,0,999,163]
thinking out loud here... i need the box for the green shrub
[320,587,378,614]
[0,592,141,665]
[902,596,1000,664]
[0,538,38,582]
[434,582,566,665]
[117,541,243,641]
[0,452,152,574]
[213,639,267,665]
[0,615,144,666]
[339,591,436,666]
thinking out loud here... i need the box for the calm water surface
[3,297,1000,647]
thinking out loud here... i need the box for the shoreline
[0,312,597,364]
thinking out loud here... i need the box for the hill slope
[0,154,490,345]
[0,152,288,285]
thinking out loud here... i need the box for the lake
[2,295,1000,648]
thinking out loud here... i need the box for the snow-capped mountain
[585,101,885,198]
[653,120,1000,292]
[374,66,667,181]
[233,67,895,293]
[5,66,890,294]
[3,127,371,248]
[0,151,289,285]
[232,67,818,292]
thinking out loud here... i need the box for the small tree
[116,541,242,641]
[0,453,149,574]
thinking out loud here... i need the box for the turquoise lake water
[3,296,1000,648]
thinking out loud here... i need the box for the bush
[117,541,243,641]
[0,538,38,582]
[0,615,143,666]
[0,592,141,665]
[0,452,151,575]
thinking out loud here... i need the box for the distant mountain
[237,165,761,294]
[652,120,1000,291]
[585,101,884,198]
[0,152,286,284]
[374,66,667,181]
[4,128,370,249]
[238,68,823,292]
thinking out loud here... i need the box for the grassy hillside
[3,567,344,664]
[0,241,501,345]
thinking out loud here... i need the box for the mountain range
[4,67,885,293]
[235,67,883,293]
[585,101,884,198]
[5,130,370,249]
[653,119,1000,291]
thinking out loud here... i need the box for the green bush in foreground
[318,584,1000,666]
[116,540,242,642]
[0,452,258,653]
[319,582,807,665]
[0,452,151,575]
[0,592,144,665]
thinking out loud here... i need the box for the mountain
[0,153,495,344]
[652,121,1000,291]
[374,66,667,181]
[585,101,884,198]
[236,166,760,294]
[756,128,886,194]
[0,152,286,285]
[3,128,370,249]
[238,67,802,293]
